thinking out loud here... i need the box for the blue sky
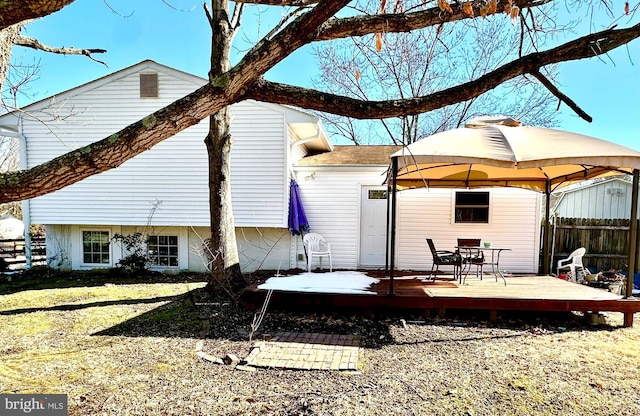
[11,0,640,150]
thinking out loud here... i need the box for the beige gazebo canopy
[386,117,640,298]
[391,116,640,192]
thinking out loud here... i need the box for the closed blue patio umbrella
[288,179,310,236]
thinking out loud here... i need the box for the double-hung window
[454,191,490,223]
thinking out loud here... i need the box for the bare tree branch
[530,70,592,122]
[230,2,244,29]
[316,0,552,41]
[0,0,76,29]
[204,1,214,25]
[226,0,351,97]
[233,0,318,6]
[15,35,108,66]
[160,0,198,12]
[247,23,640,118]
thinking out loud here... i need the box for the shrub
[111,232,149,275]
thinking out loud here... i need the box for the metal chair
[457,238,485,283]
[303,233,332,272]
[426,238,462,281]
[557,247,586,281]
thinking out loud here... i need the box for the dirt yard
[1,272,639,415]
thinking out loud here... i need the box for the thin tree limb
[204,2,214,25]
[230,2,244,29]
[530,70,592,122]
[14,35,108,66]
[223,0,351,98]
[233,0,318,6]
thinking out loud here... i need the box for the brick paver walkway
[245,332,361,370]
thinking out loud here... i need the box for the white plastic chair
[557,247,586,281]
[303,233,332,272]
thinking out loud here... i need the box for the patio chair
[457,238,484,283]
[426,238,462,281]
[556,247,586,282]
[303,233,332,272]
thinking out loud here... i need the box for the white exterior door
[359,186,388,267]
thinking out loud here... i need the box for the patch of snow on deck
[258,271,380,295]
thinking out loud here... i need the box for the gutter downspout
[17,115,32,269]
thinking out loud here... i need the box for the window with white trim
[82,230,111,265]
[147,235,179,267]
[454,191,490,223]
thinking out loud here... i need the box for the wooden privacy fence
[548,217,639,274]
[0,238,46,270]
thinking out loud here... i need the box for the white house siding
[554,179,636,219]
[45,225,73,269]
[395,188,542,273]
[229,101,288,228]
[21,65,291,229]
[187,226,292,273]
[23,64,211,226]
[235,227,292,272]
[292,166,388,270]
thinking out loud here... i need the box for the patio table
[456,246,511,286]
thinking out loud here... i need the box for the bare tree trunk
[205,0,244,295]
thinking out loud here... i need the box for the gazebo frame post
[543,179,552,275]
[388,157,398,296]
[626,170,639,299]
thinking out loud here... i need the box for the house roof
[297,145,401,166]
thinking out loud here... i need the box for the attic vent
[140,73,158,98]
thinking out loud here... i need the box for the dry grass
[1,272,639,415]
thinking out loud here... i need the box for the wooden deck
[244,274,640,327]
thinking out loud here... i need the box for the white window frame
[80,229,112,266]
[147,234,180,269]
